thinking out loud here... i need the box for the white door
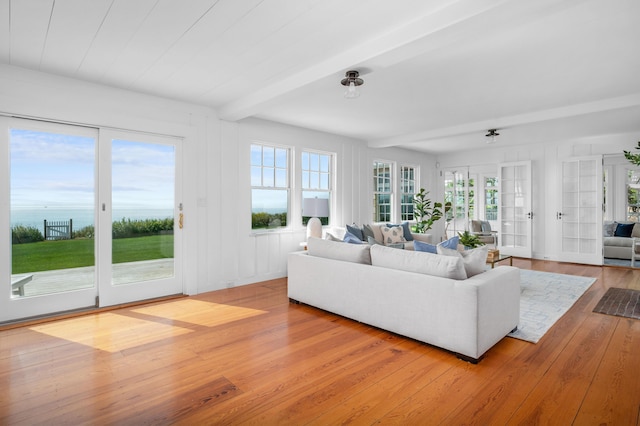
[97,129,183,307]
[498,161,532,257]
[557,156,603,265]
[0,118,99,322]
[0,119,183,323]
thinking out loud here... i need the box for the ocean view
[11,208,174,231]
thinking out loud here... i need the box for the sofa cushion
[614,222,634,237]
[387,222,414,241]
[438,245,489,277]
[346,224,365,241]
[381,225,407,246]
[603,236,633,247]
[414,239,437,254]
[633,223,640,238]
[370,244,467,280]
[308,237,371,264]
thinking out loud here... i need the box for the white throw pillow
[437,245,489,277]
[370,244,467,280]
[307,237,372,264]
[381,225,406,246]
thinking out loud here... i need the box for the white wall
[208,117,436,291]
[0,64,437,297]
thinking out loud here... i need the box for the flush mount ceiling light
[341,70,364,99]
[485,129,500,144]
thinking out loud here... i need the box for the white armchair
[470,220,498,246]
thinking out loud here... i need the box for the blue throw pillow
[438,236,459,250]
[387,222,414,241]
[343,231,364,244]
[614,223,634,238]
[346,224,364,241]
[414,240,437,254]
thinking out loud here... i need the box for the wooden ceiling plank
[75,0,158,83]
[0,0,9,62]
[132,0,264,98]
[8,0,54,69]
[103,0,223,89]
[40,0,113,76]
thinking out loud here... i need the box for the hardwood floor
[1,259,639,425]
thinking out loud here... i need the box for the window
[627,169,640,222]
[373,161,393,222]
[251,144,289,229]
[484,177,498,221]
[400,165,417,221]
[302,151,332,225]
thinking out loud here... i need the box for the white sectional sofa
[288,238,521,363]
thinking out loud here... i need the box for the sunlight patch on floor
[29,312,193,353]
[132,299,268,327]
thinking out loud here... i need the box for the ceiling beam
[217,0,513,121]
[367,93,640,148]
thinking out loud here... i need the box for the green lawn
[11,235,174,274]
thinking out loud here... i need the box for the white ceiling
[1,0,639,154]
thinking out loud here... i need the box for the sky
[10,129,175,211]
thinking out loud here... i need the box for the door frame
[97,128,184,307]
[0,117,99,322]
[497,160,533,258]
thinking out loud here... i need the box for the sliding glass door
[0,118,183,323]
[97,129,183,306]
[0,118,98,321]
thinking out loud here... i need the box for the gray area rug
[593,287,640,320]
[508,270,596,343]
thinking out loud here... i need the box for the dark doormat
[593,287,640,320]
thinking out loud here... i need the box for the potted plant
[412,188,444,233]
[458,230,484,249]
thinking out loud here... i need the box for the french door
[498,161,532,258]
[556,156,603,265]
[0,118,183,323]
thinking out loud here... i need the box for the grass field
[11,235,174,274]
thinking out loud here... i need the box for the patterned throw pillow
[381,225,407,246]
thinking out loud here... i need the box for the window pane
[275,148,287,168]
[301,151,309,170]
[263,147,274,167]
[250,145,262,166]
[310,153,319,171]
[302,171,310,189]
[251,166,262,186]
[320,173,329,190]
[251,189,288,229]
[320,155,329,173]
[310,172,319,189]
[275,169,287,187]
[302,190,330,226]
[263,168,274,187]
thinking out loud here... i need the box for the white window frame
[400,164,418,222]
[250,143,290,230]
[301,149,333,226]
[373,160,394,223]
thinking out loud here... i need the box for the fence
[44,219,73,240]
